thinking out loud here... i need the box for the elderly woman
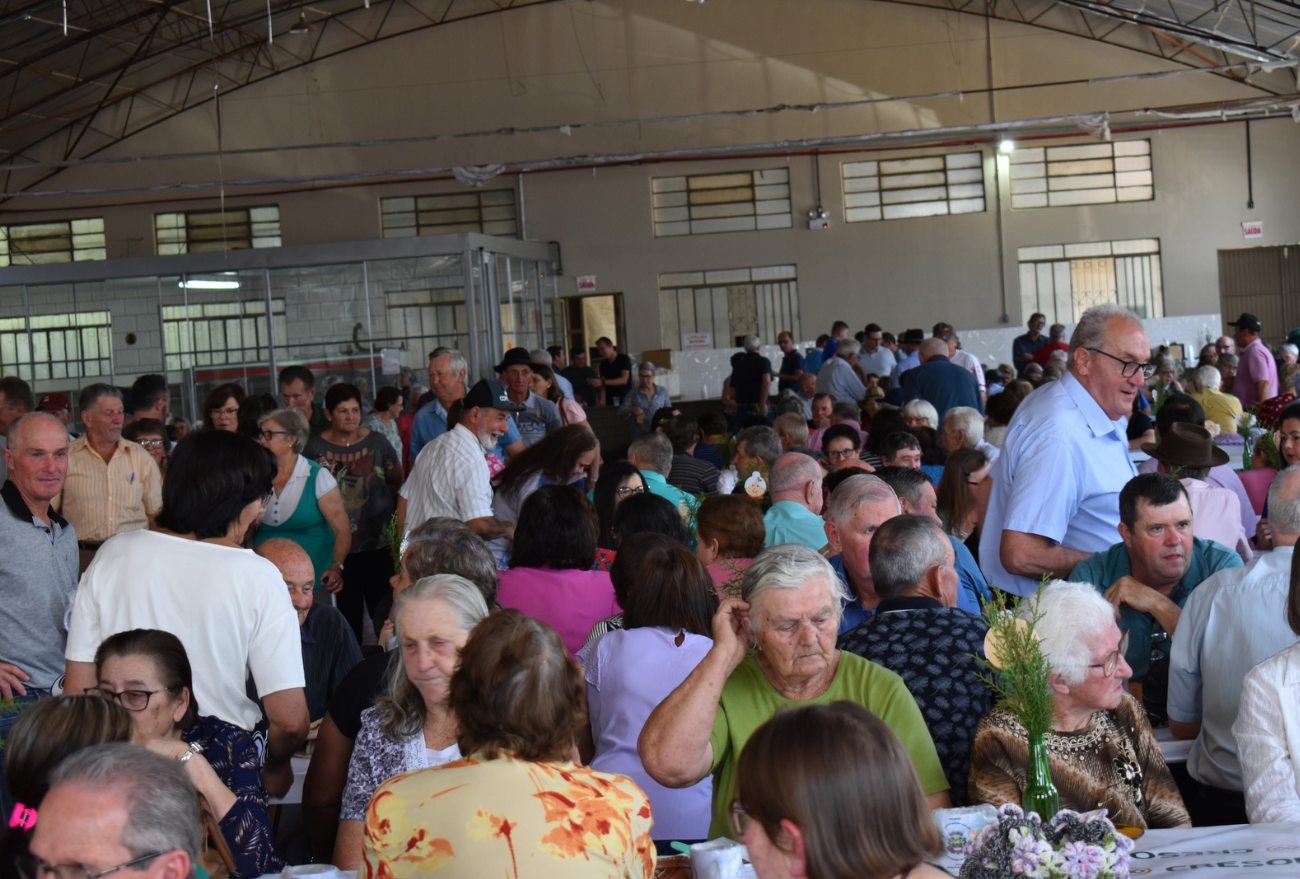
[578,535,718,841]
[254,407,350,593]
[334,574,490,869]
[203,382,247,432]
[969,580,1191,829]
[122,417,169,477]
[619,361,672,440]
[695,493,765,595]
[487,423,598,566]
[300,519,498,864]
[362,610,654,878]
[901,399,939,431]
[361,386,405,463]
[496,484,620,655]
[1153,354,1185,394]
[639,543,950,839]
[734,703,946,879]
[92,629,283,878]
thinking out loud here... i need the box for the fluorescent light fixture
[999,138,1015,154]
[178,279,240,290]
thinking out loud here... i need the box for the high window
[162,299,286,371]
[381,190,518,238]
[155,207,281,254]
[0,219,105,266]
[1008,140,1153,210]
[0,311,113,380]
[658,264,799,350]
[652,169,792,237]
[842,152,985,222]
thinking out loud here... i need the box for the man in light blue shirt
[980,305,1150,596]
[762,453,827,551]
[627,433,692,511]
[408,348,522,464]
[891,329,925,383]
[815,339,866,404]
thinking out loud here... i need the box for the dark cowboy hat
[494,347,533,373]
[1140,421,1228,468]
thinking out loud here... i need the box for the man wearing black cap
[496,347,561,448]
[397,379,525,540]
[890,329,925,384]
[1228,313,1278,408]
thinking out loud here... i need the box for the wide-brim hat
[901,329,925,345]
[494,347,534,373]
[1141,421,1229,468]
[464,379,525,413]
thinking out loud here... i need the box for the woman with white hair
[618,360,671,440]
[901,398,940,431]
[639,543,950,840]
[969,580,1190,829]
[333,574,490,868]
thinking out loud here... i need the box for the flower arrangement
[958,804,1133,879]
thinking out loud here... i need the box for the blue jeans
[0,688,52,818]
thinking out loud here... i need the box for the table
[1129,823,1300,876]
[1153,723,1193,764]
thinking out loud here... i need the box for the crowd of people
[4,307,1300,878]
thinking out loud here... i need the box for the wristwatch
[329,559,345,572]
[179,741,203,766]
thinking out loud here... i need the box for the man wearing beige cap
[1142,422,1252,562]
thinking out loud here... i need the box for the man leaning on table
[980,305,1148,595]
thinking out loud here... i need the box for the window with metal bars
[155,206,281,254]
[841,152,986,222]
[0,219,105,266]
[658,265,799,350]
[380,190,518,238]
[651,169,792,237]
[1018,239,1163,324]
[0,311,113,380]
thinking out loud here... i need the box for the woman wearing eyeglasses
[969,580,1191,829]
[591,461,648,567]
[91,628,282,879]
[253,407,350,593]
[122,418,169,477]
[201,382,247,432]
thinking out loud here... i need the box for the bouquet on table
[958,804,1133,879]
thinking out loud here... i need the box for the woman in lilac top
[496,485,621,655]
[577,533,717,841]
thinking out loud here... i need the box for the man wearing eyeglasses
[980,304,1150,596]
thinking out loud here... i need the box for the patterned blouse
[362,752,655,879]
[181,715,283,879]
[341,704,462,821]
[969,693,1191,829]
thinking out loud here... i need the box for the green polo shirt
[641,469,692,511]
[1067,536,1242,680]
[763,500,829,552]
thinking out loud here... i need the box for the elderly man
[1167,465,1300,824]
[942,406,999,463]
[772,412,810,450]
[31,744,201,879]
[1216,335,1237,357]
[901,338,982,423]
[815,338,866,405]
[1013,312,1048,375]
[980,304,1149,596]
[399,379,524,540]
[837,514,991,805]
[859,323,896,380]
[762,452,826,550]
[1190,365,1242,434]
[775,331,805,393]
[1067,472,1241,724]
[628,432,692,511]
[809,391,833,429]
[933,323,987,401]
[279,365,330,435]
[638,543,950,840]
[1031,323,1071,366]
[874,466,991,616]
[720,425,782,496]
[496,347,562,447]
[257,539,360,721]
[1143,424,1251,561]
[130,374,170,423]
[60,384,162,573]
[408,347,523,463]
[824,475,903,634]
[1228,313,1279,408]
[793,372,819,419]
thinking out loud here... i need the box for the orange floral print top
[361,751,655,879]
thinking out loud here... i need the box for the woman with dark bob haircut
[495,484,620,655]
[63,429,309,802]
[360,610,654,879]
[734,702,945,879]
[592,461,647,554]
[203,381,248,432]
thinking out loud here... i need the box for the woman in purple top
[577,534,718,841]
[496,485,620,655]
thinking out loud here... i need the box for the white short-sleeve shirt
[66,530,305,730]
[399,423,494,533]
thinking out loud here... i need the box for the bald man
[762,452,828,551]
[257,539,361,721]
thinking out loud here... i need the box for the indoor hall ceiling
[0,0,1296,202]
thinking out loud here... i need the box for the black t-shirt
[599,353,633,405]
[1127,409,1154,441]
[731,352,773,405]
[778,351,805,393]
[563,366,599,407]
[326,650,391,738]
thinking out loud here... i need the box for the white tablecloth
[1131,823,1300,876]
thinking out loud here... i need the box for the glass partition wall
[0,234,559,425]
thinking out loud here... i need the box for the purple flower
[1009,828,1053,875]
[1059,841,1105,879]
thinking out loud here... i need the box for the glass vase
[1023,732,1059,819]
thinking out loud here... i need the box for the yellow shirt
[60,436,162,543]
[363,753,655,879]
[1193,388,1244,436]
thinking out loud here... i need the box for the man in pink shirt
[1229,313,1278,408]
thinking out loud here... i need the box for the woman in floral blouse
[91,629,282,879]
[363,609,655,879]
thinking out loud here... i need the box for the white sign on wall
[1243,221,1264,239]
[682,332,713,350]
[577,275,597,293]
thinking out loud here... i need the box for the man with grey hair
[530,347,575,400]
[729,335,773,421]
[61,383,162,573]
[1167,465,1300,823]
[639,542,951,838]
[823,474,903,633]
[980,304,1150,596]
[815,337,866,405]
[721,425,783,496]
[901,337,982,423]
[838,514,991,804]
[408,347,524,464]
[942,405,999,463]
[1191,364,1242,435]
[30,743,201,879]
[628,432,692,511]
[762,452,826,551]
